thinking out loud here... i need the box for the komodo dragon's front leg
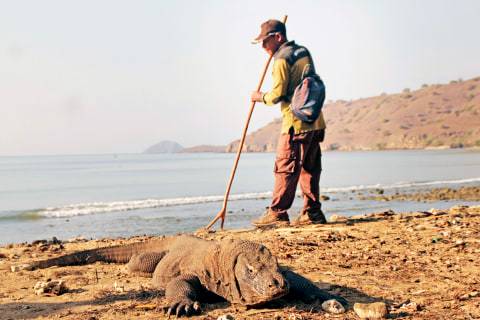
[160,275,203,317]
[129,252,205,316]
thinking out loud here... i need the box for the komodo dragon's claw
[165,299,201,318]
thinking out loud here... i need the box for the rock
[410,211,432,218]
[439,231,451,237]
[329,214,348,223]
[0,253,6,259]
[67,236,87,243]
[459,291,479,301]
[399,301,422,312]
[351,214,367,220]
[113,281,125,293]
[430,209,447,216]
[34,280,67,296]
[431,237,443,243]
[414,225,426,231]
[11,264,34,272]
[320,195,330,201]
[368,210,395,218]
[451,205,469,211]
[9,253,20,259]
[353,302,388,319]
[31,239,48,245]
[321,299,345,314]
[217,315,234,320]
[10,265,21,272]
[51,236,62,245]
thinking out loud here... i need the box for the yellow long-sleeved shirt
[263,41,326,134]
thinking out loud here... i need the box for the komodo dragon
[22,235,347,317]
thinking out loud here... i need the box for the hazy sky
[1,0,479,156]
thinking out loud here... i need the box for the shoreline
[1,204,479,319]
[1,183,480,246]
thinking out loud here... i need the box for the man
[250,19,327,227]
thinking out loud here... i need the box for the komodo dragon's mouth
[243,283,289,306]
[245,290,288,306]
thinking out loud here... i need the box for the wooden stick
[205,15,288,231]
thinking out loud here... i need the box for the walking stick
[205,15,288,231]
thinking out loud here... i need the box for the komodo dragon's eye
[247,264,256,275]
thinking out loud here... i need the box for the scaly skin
[23,235,346,317]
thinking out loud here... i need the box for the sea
[1,149,479,245]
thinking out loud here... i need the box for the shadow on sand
[0,281,410,319]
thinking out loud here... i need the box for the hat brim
[251,32,276,45]
[251,36,265,45]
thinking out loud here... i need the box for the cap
[252,19,286,44]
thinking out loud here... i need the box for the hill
[143,140,183,154]
[226,76,480,152]
[180,145,226,153]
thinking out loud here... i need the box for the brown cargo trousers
[270,129,324,215]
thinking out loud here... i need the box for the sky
[1,0,479,156]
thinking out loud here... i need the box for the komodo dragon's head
[214,239,289,306]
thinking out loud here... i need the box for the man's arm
[251,59,289,105]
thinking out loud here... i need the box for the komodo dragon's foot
[161,299,201,317]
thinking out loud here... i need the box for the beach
[1,150,479,318]
[1,201,479,319]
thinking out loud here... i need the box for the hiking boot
[252,209,290,227]
[293,209,327,225]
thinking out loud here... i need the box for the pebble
[11,264,33,272]
[353,302,388,319]
[67,236,87,243]
[217,315,234,320]
[430,209,447,216]
[414,225,426,231]
[459,291,479,300]
[321,299,345,314]
[329,214,348,223]
[439,231,451,237]
[113,281,125,293]
[34,280,67,296]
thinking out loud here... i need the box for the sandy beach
[1,188,479,320]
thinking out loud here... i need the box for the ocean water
[1,149,479,244]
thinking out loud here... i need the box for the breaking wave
[9,177,480,219]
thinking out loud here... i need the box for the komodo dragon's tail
[26,238,171,270]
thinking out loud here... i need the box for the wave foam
[29,177,480,218]
[37,192,272,218]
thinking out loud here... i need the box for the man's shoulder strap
[275,41,311,66]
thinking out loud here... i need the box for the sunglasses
[262,32,278,44]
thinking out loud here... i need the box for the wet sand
[359,186,480,202]
[1,204,479,319]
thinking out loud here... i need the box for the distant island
[143,140,184,154]
[145,76,480,153]
[180,145,227,153]
[143,141,226,154]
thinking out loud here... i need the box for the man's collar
[274,40,295,57]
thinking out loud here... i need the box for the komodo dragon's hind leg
[282,270,348,307]
[126,252,167,277]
